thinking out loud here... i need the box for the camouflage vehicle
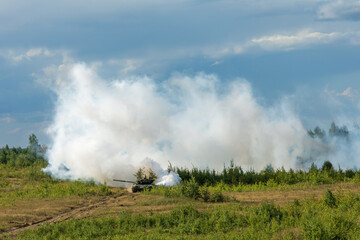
[113,178,155,193]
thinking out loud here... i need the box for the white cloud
[108,58,143,74]
[325,86,359,99]
[207,29,359,57]
[318,0,360,21]
[338,87,359,98]
[9,48,53,62]
[0,117,14,123]
[249,30,342,51]
[210,61,222,66]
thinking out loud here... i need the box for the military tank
[113,178,155,193]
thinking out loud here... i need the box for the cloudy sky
[1,0,360,147]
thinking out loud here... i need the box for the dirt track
[1,191,174,238]
[1,193,127,239]
[2,182,360,239]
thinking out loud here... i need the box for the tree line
[2,122,359,186]
[308,122,350,139]
[173,160,359,186]
[0,134,47,167]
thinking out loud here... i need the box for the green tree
[28,134,41,155]
[0,148,7,164]
[134,168,145,181]
[314,126,325,138]
[181,176,200,200]
[322,161,333,172]
[324,189,336,208]
[308,129,315,138]
[148,168,157,181]
[309,162,318,172]
[308,126,325,138]
[329,122,349,138]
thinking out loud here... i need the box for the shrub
[324,190,337,208]
[251,202,283,225]
[27,166,51,181]
[345,169,355,179]
[209,190,225,203]
[181,177,200,200]
[200,186,210,202]
[97,183,112,196]
[301,211,355,239]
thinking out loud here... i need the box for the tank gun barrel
[113,179,136,184]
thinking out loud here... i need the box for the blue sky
[1,0,360,147]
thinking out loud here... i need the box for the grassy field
[2,164,360,239]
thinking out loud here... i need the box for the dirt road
[2,182,359,239]
[1,193,127,239]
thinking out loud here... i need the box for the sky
[1,0,360,147]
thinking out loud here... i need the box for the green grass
[18,190,360,239]
[3,135,360,239]
[2,159,360,239]
[0,164,111,207]
[136,197,187,206]
[209,179,315,192]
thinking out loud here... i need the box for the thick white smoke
[43,62,354,186]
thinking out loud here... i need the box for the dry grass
[0,196,102,233]
[2,181,360,238]
[227,182,360,205]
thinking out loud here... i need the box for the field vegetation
[17,190,360,239]
[2,131,360,239]
[0,135,111,206]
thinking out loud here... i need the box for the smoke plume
[43,62,358,186]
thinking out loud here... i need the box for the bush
[250,202,283,225]
[345,169,355,179]
[324,189,337,208]
[181,177,200,200]
[301,210,355,239]
[200,186,210,202]
[209,190,225,203]
[27,166,51,181]
[97,183,112,196]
